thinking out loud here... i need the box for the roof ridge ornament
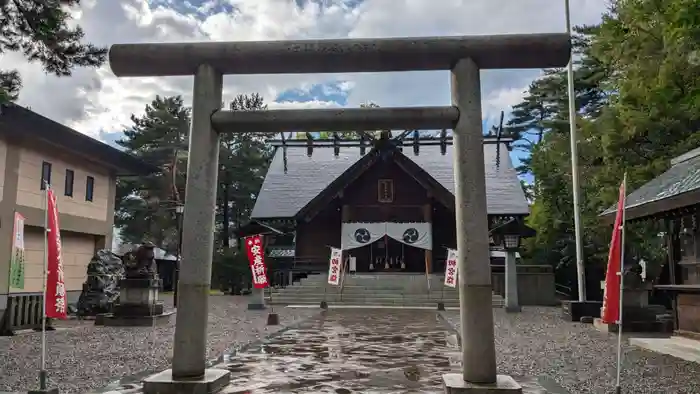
[495,111,504,169]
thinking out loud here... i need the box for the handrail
[555,283,573,299]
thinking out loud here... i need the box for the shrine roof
[251,143,529,219]
[600,147,700,222]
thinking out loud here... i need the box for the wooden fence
[1,294,53,335]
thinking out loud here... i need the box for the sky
[2,0,609,178]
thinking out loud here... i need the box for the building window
[85,176,94,202]
[64,169,74,197]
[40,161,52,190]
[378,179,394,203]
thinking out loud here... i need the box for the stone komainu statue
[76,250,125,316]
[122,242,159,279]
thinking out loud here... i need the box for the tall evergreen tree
[115,96,190,252]
[218,93,273,248]
[513,0,700,295]
[0,0,106,102]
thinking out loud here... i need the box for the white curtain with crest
[341,222,387,250]
[385,222,432,250]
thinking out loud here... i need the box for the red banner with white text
[601,180,626,324]
[46,188,67,319]
[245,235,269,289]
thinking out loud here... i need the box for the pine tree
[218,93,273,248]
[115,96,190,252]
[0,0,106,102]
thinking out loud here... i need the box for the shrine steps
[268,273,504,308]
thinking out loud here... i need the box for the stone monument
[76,250,124,316]
[98,243,173,326]
[594,260,673,333]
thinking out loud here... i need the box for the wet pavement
[218,309,459,393]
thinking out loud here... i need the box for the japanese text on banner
[444,248,458,288]
[245,235,269,289]
[9,212,26,289]
[46,189,67,319]
[327,248,342,285]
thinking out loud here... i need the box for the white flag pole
[40,182,49,391]
[565,0,587,302]
[615,173,628,394]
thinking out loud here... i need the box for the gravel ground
[443,307,700,394]
[0,295,317,394]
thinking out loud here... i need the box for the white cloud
[1,0,608,138]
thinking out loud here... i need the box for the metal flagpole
[615,173,628,394]
[565,0,587,301]
[39,182,49,391]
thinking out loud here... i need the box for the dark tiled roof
[251,143,529,219]
[0,104,157,176]
[600,148,700,218]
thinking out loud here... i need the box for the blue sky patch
[276,81,351,106]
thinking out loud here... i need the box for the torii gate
[108,33,569,393]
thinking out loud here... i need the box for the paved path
[0,296,316,394]
[100,308,570,393]
[443,307,700,394]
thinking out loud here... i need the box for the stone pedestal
[594,286,672,333]
[247,287,266,310]
[561,300,602,322]
[504,251,520,313]
[99,278,174,326]
[143,368,230,394]
[443,374,522,393]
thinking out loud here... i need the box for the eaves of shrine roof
[600,147,700,222]
[250,143,529,219]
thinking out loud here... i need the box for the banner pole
[40,182,49,391]
[615,173,627,394]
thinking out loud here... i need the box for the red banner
[245,235,269,289]
[601,181,626,324]
[45,188,67,319]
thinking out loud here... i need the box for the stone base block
[594,317,673,334]
[97,311,174,327]
[443,374,522,393]
[505,305,521,313]
[143,368,231,394]
[561,301,602,322]
[267,312,280,326]
[28,388,59,394]
[119,277,162,289]
[113,302,164,317]
[247,303,266,310]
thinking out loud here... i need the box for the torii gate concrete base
[443,374,522,393]
[108,33,570,394]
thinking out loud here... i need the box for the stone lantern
[490,219,536,313]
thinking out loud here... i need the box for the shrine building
[249,133,529,275]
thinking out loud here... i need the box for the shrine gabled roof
[600,147,700,222]
[251,143,529,219]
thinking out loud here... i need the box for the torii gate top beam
[108,33,570,77]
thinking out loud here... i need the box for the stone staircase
[267,273,504,308]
